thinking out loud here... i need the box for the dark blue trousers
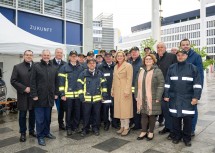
[192,105,198,133]
[82,102,101,132]
[162,100,173,131]
[55,98,66,126]
[35,107,51,138]
[130,94,141,129]
[173,116,192,142]
[19,109,35,134]
[66,99,81,130]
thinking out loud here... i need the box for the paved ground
[0,73,215,153]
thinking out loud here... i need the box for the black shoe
[146,134,154,141]
[67,130,72,136]
[45,133,56,139]
[94,131,100,136]
[172,139,180,144]
[38,138,46,146]
[159,127,170,135]
[112,124,120,129]
[59,124,66,130]
[184,141,192,147]
[81,130,88,137]
[167,133,175,140]
[191,132,195,137]
[104,125,110,131]
[137,134,147,140]
[159,122,164,127]
[20,133,26,142]
[73,128,81,134]
[29,131,37,137]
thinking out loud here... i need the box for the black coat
[10,61,34,111]
[156,52,177,78]
[98,62,115,99]
[129,56,143,93]
[30,60,58,107]
[51,58,67,71]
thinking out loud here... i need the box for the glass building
[0,0,93,53]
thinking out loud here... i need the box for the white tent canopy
[0,13,66,55]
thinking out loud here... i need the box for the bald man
[156,42,177,140]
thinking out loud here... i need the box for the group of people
[10,38,203,147]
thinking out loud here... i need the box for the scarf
[136,68,154,115]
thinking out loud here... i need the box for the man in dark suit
[11,50,36,142]
[51,48,67,130]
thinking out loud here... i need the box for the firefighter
[58,50,84,136]
[77,58,108,136]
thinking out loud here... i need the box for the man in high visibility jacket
[58,51,84,136]
[77,58,108,136]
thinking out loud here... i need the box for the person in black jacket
[30,50,58,146]
[11,50,36,142]
[129,46,143,130]
[98,52,119,131]
[51,48,67,130]
[156,42,177,140]
[58,51,84,136]
[77,58,108,137]
[164,50,202,147]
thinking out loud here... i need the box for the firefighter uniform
[58,62,84,132]
[77,69,108,135]
[164,60,202,145]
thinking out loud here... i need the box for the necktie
[58,61,61,65]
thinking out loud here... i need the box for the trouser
[191,105,198,132]
[173,116,192,142]
[19,109,35,134]
[35,107,51,138]
[141,113,156,133]
[130,94,141,129]
[55,97,66,126]
[120,119,130,129]
[162,100,173,131]
[102,99,118,127]
[82,102,102,132]
[66,99,81,130]
[158,113,164,123]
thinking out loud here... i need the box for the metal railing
[0,0,15,7]
[66,9,82,22]
[18,0,42,13]
[44,2,63,18]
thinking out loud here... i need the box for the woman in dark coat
[135,54,164,141]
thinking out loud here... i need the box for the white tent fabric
[0,13,66,54]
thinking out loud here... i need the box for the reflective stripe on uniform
[193,84,202,89]
[182,110,195,114]
[170,76,178,80]
[59,86,65,91]
[77,79,84,84]
[132,87,135,93]
[102,88,107,92]
[182,77,193,81]
[58,73,66,77]
[169,109,177,113]
[100,78,106,83]
[165,84,170,88]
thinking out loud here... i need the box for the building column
[151,0,161,47]
[200,0,206,48]
[83,0,93,54]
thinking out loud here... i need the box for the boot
[121,128,130,136]
[116,127,124,134]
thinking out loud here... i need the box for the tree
[191,45,215,70]
[140,37,157,56]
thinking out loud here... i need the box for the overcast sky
[93,0,200,36]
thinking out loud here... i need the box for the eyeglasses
[145,58,153,61]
